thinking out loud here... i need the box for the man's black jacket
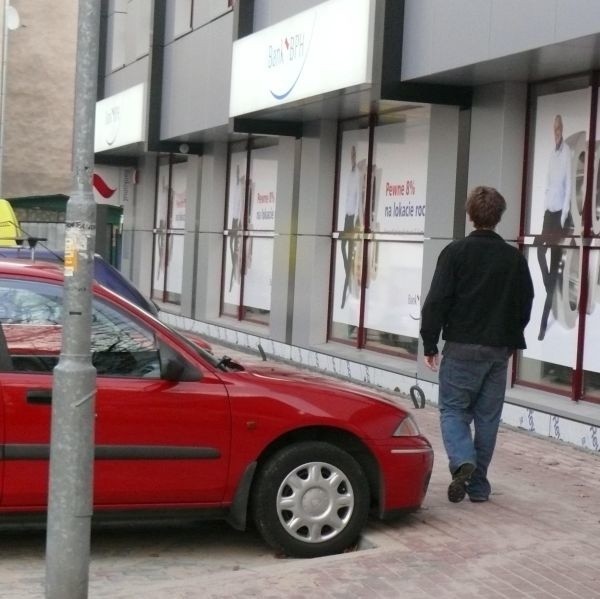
[420,229,534,356]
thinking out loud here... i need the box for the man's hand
[424,354,439,371]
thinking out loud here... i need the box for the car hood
[240,362,402,409]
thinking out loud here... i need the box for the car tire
[251,441,370,558]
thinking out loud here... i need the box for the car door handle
[26,389,52,405]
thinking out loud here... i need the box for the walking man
[420,186,534,503]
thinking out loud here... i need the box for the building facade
[0,0,126,261]
[95,0,600,451]
[0,0,77,199]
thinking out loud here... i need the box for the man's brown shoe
[447,463,475,503]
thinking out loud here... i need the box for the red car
[0,246,213,351]
[0,260,433,558]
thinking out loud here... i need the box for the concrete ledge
[506,385,600,428]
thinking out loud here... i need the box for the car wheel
[252,441,370,558]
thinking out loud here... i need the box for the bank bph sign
[230,0,374,117]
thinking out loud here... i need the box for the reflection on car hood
[242,363,402,409]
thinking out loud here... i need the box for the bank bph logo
[266,13,316,100]
[104,105,120,147]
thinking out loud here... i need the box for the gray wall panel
[467,82,527,242]
[297,120,337,236]
[161,14,233,139]
[429,0,492,74]
[121,153,156,295]
[103,57,149,97]
[165,0,193,43]
[490,0,556,59]
[423,105,460,240]
[402,0,600,80]
[181,156,202,317]
[556,0,600,41]
[193,143,227,321]
[401,0,434,81]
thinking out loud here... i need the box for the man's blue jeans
[438,355,509,499]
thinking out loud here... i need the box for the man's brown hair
[465,186,506,229]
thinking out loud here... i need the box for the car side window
[0,277,160,378]
[0,279,63,372]
[90,299,160,378]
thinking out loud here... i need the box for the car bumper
[371,437,434,516]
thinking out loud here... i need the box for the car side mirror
[161,357,185,381]
[159,339,201,382]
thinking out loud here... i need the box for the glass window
[517,75,600,402]
[0,278,159,378]
[152,157,187,305]
[329,107,430,358]
[221,139,278,325]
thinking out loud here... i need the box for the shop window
[517,74,600,402]
[152,156,187,305]
[329,108,430,358]
[221,139,278,325]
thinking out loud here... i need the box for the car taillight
[392,414,421,437]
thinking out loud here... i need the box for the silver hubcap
[276,461,354,544]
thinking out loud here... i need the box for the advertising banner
[523,88,591,368]
[226,151,247,229]
[244,146,278,310]
[248,146,278,231]
[153,164,170,293]
[223,151,247,305]
[336,129,369,232]
[223,146,278,312]
[364,241,422,338]
[243,237,274,312]
[331,242,360,327]
[152,162,187,298]
[332,116,428,338]
[371,118,429,234]
[583,99,600,373]
[584,249,600,373]
[169,162,187,231]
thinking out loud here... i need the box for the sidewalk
[7,343,600,598]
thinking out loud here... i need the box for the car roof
[0,247,158,316]
[0,258,65,280]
